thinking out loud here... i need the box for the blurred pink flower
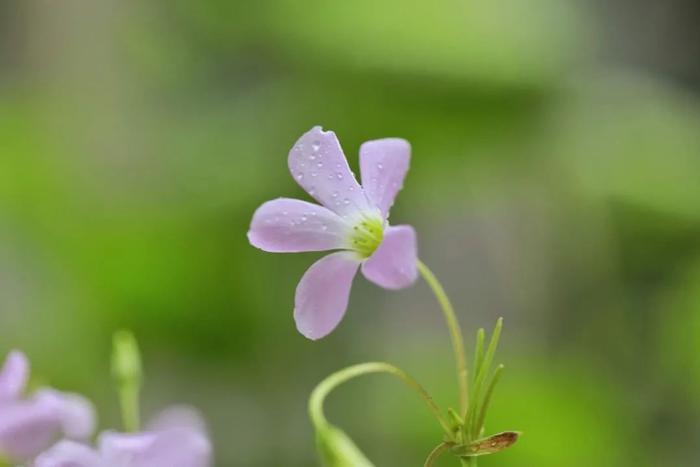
[35,406,211,467]
[248,126,417,339]
[0,350,95,463]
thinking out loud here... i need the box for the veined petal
[34,389,96,440]
[35,440,101,467]
[289,126,373,216]
[248,198,350,252]
[294,252,360,340]
[361,225,418,290]
[0,350,29,401]
[359,138,410,218]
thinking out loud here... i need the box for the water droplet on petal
[309,154,316,161]
[312,141,321,152]
[335,172,343,180]
[321,224,328,231]
[296,173,304,181]
[377,163,384,170]
[311,171,318,177]
[331,191,339,198]
[301,215,308,222]
[343,198,350,205]
[317,162,323,168]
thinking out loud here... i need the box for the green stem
[417,260,469,416]
[111,330,142,432]
[309,362,452,437]
[424,442,452,467]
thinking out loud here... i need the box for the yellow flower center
[349,214,385,258]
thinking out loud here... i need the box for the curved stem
[309,362,452,436]
[424,442,452,467]
[417,260,469,416]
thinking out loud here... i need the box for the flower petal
[142,429,212,467]
[361,225,418,290]
[0,400,61,461]
[248,198,350,252]
[147,405,208,435]
[0,350,29,401]
[34,440,101,467]
[294,252,360,340]
[288,126,373,216]
[99,429,211,467]
[99,431,155,465]
[359,138,410,218]
[34,389,96,440]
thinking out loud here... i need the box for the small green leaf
[451,431,520,457]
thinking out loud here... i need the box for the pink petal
[99,431,155,465]
[248,198,350,252]
[288,126,373,216]
[35,440,101,467]
[34,389,96,440]
[142,429,211,467]
[359,138,410,218]
[361,225,418,290]
[294,252,360,340]
[99,429,211,467]
[147,405,208,435]
[0,400,61,461]
[0,350,29,401]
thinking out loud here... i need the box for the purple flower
[35,406,212,467]
[248,126,418,339]
[0,351,95,463]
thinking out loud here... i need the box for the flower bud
[315,424,374,467]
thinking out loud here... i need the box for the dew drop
[343,198,350,205]
[309,154,316,161]
[317,162,323,168]
[311,141,321,152]
[348,186,355,192]
[321,224,328,231]
[311,171,318,177]
[301,215,308,222]
[296,173,304,181]
[377,163,384,170]
[331,191,339,198]
[282,211,289,216]
[335,172,343,180]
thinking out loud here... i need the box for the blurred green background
[1,1,699,465]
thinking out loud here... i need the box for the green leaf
[451,431,520,457]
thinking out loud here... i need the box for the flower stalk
[309,362,452,437]
[417,260,469,416]
[111,330,142,432]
